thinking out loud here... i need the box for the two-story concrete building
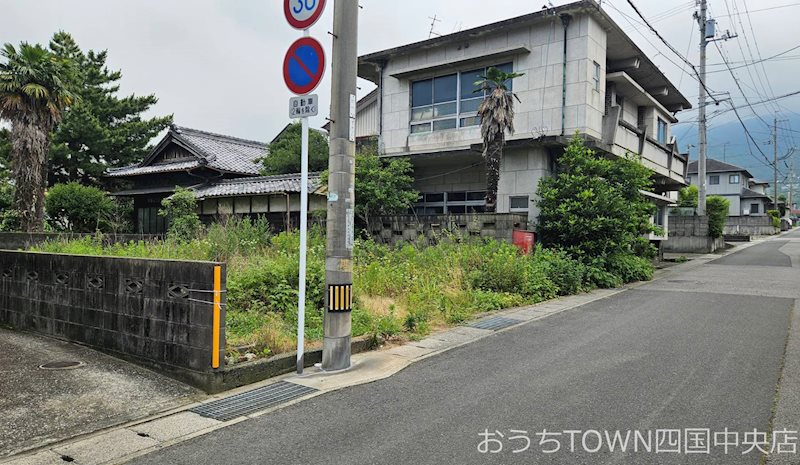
[686,159,772,216]
[355,0,690,234]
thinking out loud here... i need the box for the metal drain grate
[471,316,523,331]
[192,381,317,421]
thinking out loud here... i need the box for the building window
[657,118,668,145]
[654,204,665,227]
[509,195,529,212]
[710,175,720,185]
[410,63,513,133]
[593,61,601,92]
[414,191,486,214]
[751,203,760,214]
[729,174,740,184]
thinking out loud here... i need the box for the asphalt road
[130,234,800,465]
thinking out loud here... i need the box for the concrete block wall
[724,216,779,236]
[0,251,225,388]
[369,213,529,245]
[668,216,710,237]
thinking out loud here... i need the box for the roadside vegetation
[33,136,658,361]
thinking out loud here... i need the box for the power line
[604,1,716,95]
[715,2,800,17]
[623,0,720,104]
[713,40,771,128]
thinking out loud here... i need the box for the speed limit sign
[284,0,327,30]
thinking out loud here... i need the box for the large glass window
[411,63,513,133]
[729,174,740,184]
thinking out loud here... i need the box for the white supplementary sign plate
[346,208,354,250]
[289,94,319,118]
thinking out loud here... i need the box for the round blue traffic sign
[283,37,326,95]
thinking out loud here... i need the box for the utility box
[512,230,536,255]
[705,19,716,39]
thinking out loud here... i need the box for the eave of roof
[190,173,325,200]
[741,188,771,199]
[687,159,755,179]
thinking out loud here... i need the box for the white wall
[497,146,551,223]
[374,12,606,157]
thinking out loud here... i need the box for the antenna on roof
[428,15,442,38]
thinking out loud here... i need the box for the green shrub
[678,185,698,208]
[584,265,623,288]
[768,210,781,228]
[706,196,730,238]
[160,187,201,241]
[537,135,658,264]
[46,182,113,232]
[532,246,585,296]
[606,253,654,283]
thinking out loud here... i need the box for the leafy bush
[678,185,698,208]
[160,187,201,241]
[321,148,419,227]
[768,209,781,228]
[606,253,655,282]
[536,135,657,263]
[46,182,113,232]
[532,246,585,296]
[706,196,730,238]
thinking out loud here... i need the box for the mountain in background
[676,112,800,183]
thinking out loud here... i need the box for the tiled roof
[741,188,771,199]
[687,159,754,178]
[107,126,267,178]
[107,160,201,177]
[191,173,323,199]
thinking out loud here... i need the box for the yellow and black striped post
[327,284,353,312]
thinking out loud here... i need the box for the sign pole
[296,26,313,375]
[283,0,327,375]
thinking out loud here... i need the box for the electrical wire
[623,0,720,104]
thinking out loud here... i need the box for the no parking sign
[283,37,326,95]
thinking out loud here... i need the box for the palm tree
[475,67,524,212]
[0,42,76,231]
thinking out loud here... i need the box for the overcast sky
[3,0,799,163]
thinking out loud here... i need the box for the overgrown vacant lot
[34,218,654,361]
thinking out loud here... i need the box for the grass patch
[34,218,653,361]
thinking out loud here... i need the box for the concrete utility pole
[323,0,358,371]
[696,0,709,216]
[774,116,780,210]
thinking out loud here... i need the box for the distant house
[686,159,772,216]
[107,125,325,233]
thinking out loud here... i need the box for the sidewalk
[0,329,201,459]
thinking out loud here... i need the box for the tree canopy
[46,32,172,187]
[0,40,77,231]
[261,122,329,175]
